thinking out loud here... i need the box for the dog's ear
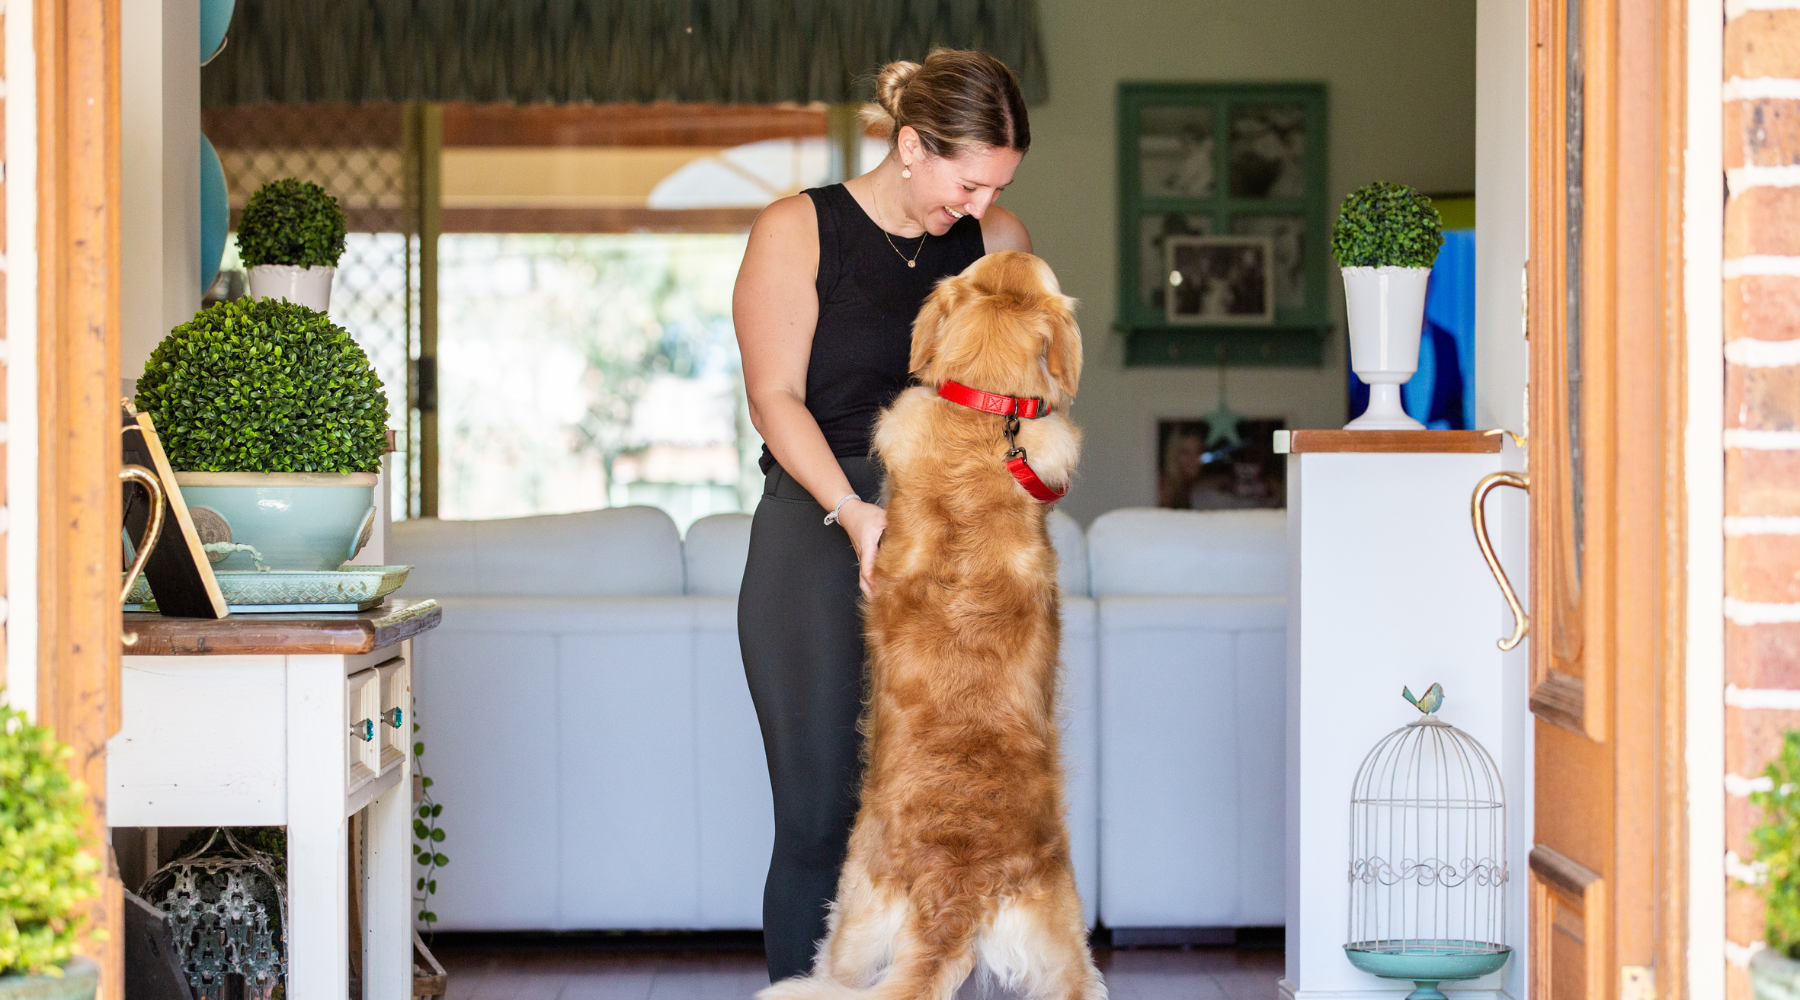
[910,277,963,379]
[1044,300,1083,399]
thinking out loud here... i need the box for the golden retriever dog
[760,251,1102,1000]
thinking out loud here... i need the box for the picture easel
[121,402,229,618]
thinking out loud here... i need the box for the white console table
[1277,431,1529,1000]
[108,599,442,1000]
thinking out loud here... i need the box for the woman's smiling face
[895,126,1024,235]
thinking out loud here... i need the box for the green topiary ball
[1331,181,1445,269]
[0,698,99,977]
[236,178,348,269]
[134,297,388,474]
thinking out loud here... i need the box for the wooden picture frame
[120,404,228,618]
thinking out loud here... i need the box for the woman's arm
[979,206,1033,254]
[734,194,888,595]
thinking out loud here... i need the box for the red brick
[1729,534,1800,602]
[1729,449,1800,517]
[1729,622,1800,687]
[1730,792,1766,858]
[1725,704,1800,776]
[1727,10,1800,78]
[1732,879,1770,947]
[1731,961,1754,1000]
[1727,363,1800,432]
[1729,188,1800,257]
[1727,276,1800,343]
[1728,99,1800,170]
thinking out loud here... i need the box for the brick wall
[1723,2,1800,994]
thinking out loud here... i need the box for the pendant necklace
[875,177,926,268]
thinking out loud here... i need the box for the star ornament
[1205,397,1242,448]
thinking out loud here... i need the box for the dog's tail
[756,917,977,1000]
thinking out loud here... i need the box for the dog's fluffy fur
[759,252,1103,1000]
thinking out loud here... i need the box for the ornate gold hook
[120,465,166,604]
[1471,471,1530,651]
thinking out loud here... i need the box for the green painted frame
[1117,81,1329,367]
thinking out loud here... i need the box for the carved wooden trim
[1531,844,1603,899]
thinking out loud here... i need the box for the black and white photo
[1164,235,1275,325]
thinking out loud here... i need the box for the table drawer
[377,657,410,774]
[346,666,382,797]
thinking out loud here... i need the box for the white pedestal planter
[248,264,335,311]
[1342,265,1431,430]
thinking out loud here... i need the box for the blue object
[178,478,377,572]
[200,0,235,64]
[1344,942,1511,1000]
[1347,229,1476,429]
[200,134,228,295]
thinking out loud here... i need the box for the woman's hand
[836,499,887,599]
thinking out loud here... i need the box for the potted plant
[1332,181,1444,431]
[238,177,347,311]
[1749,730,1800,999]
[0,698,101,1000]
[134,296,388,572]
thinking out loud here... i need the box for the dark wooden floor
[434,940,1285,1000]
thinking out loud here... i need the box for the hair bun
[862,60,922,137]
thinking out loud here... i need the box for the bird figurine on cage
[1344,684,1510,1000]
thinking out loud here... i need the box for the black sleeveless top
[758,183,987,473]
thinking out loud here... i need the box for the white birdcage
[1344,684,1510,1000]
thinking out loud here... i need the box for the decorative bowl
[175,471,377,572]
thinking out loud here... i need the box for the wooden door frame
[35,0,123,997]
[1526,0,1689,996]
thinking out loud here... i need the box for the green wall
[1005,0,1477,524]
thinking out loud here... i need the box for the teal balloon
[200,0,234,64]
[200,134,228,294]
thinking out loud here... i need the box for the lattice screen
[201,103,420,516]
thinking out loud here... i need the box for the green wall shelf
[1123,326,1326,367]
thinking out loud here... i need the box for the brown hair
[861,49,1030,158]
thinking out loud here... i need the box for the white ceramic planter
[247,264,335,312]
[1342,265,1431,431]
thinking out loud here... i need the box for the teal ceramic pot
[0,958,99,1000]
[176,472,378,572]
[1754,948,1800,1000]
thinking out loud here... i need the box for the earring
[901,166,912,179]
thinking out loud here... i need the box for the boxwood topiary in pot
[0,697,101,1000]
[238,177,348,312]
[134,296,388,572]
[1748,730,1800,999]
[1332,181,1445,431]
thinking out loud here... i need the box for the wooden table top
[122,597,442,656]
[1273,429,1507,455]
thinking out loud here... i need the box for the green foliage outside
[1750,730,1800,957]
[135,297,388,474]
[411,697,447,928]
[236,178,348,270]
[0,698,99,977]
[1331,181,1445,269]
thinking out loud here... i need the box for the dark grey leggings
[738,457,883,982]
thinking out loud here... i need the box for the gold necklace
[874,178,927,268]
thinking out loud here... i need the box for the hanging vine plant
[411,695,447,928]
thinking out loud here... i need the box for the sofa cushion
[1098,594,1286,631]
[392,507,684,598]
[1088,508,1286,596]
[684,513,753,597]
[1048,509,1089,598]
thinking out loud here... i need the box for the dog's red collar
[936,381,1068,504]
[937,380,1050,419]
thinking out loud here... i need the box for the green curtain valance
[201,0,1048,107]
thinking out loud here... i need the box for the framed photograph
[1164,235,1275,326]
[1156,417,1286,511]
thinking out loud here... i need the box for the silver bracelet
[823,492,860,526]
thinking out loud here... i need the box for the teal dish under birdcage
[1343,684,1510,1000]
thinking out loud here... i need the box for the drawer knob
[385,707,404,729]
[352,719,375,742]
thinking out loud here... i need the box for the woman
[733,50,1034,981]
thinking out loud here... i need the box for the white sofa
[395,504,1282,934]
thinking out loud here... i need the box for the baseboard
[1108,926,1283,948]
[1280,980,1513,1000]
